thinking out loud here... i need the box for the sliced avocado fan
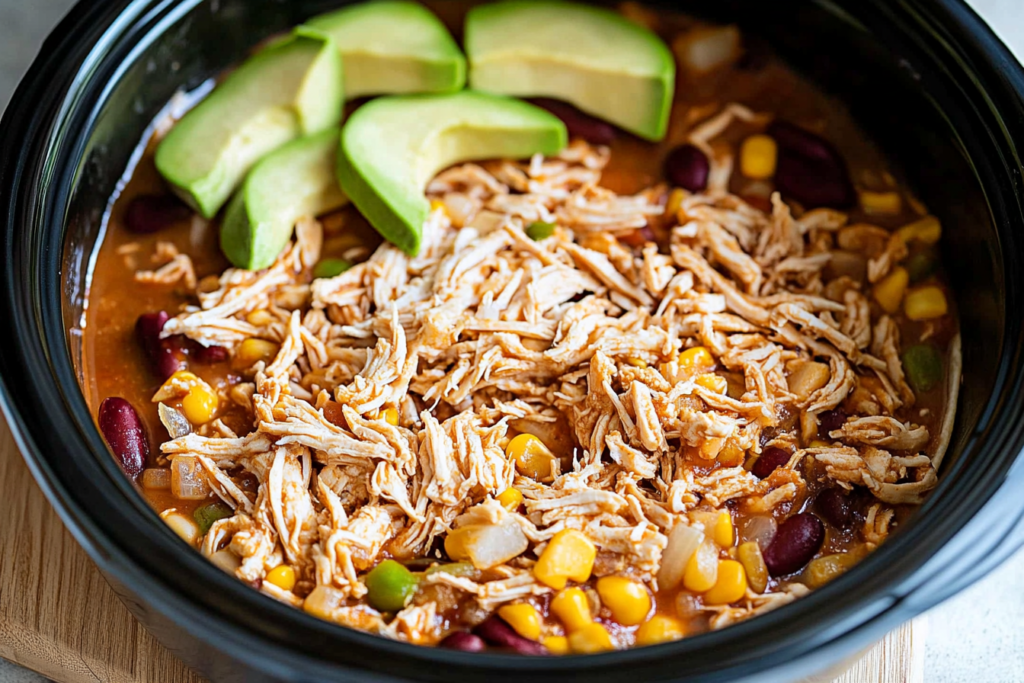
[465,0,675,141]
[337,91,567,256]
[156,29,344,218]
[221,128,347,271]
[305,0,465,99]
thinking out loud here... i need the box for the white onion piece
[209,549,241,573]
[171,455,210,500]
[158,403,192,439]
[673,25,742,74]
[657,523,703,591]
[448,522,528,570]
[140,468,171,490]
[739,515,778,548]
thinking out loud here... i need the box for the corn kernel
[596,576,651,626]
[717,444,745,467]
[896,215,941,245]
[498,603,542,640]
[497,487,524,512]
[740,134,778,180]
[543,635,570,655]
[860,190,902,215]
[682,540,718,593]
[234,338,280,369]
[678,346,715,371]
[181,381,218,424]
[737,541,768,593]
[246,310,274,326]
[163,511,199,544]
[703,559,748,605]
[266,565,297,592]
[872,266,909,314]
[712,511,734,548]
[381,407,399,426]
[429,199,449,216]
[635,615,685,646]
[904,286,948,321]
[568,622,614,654]
[506,433,555,481]
[665,188,685,218]
[626,356,648,368]
[808,439,831,448]
[695,373,728,394]
[534,529,597,590]
[805,553,859,588]
[551,587,593,631]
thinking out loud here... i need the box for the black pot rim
[2,0,1024,681]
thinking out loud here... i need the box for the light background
[0,0,1020,681]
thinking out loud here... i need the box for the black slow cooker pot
[2,0,1024,681]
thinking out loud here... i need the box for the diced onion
[739,515,778,548]
[673,26,741,74]
[140,468,171,490]
[158,403,192,438]
[657,523,703,591]
[171,455,210,500]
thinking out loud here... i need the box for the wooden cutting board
[0,414,921,682]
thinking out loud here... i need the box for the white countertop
[0,0,1021,681]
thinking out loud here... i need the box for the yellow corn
[678,346,715,371]
[713,511,734,548]
[568,622,615,654]
[859,190,902,215]
[551,587,592,631]
[534,529,597,590]
[234,338,280,369]
[626,356,648,368]
[896,215,941,245]
[805,553,859,588]
[665,188,685,218]
[809,439,831,448]
[635,615,685,646]
[872,266,909,314]
[497,487,524,512]
[596,576,651,626]
[695,373,728,394]
[181,381,218,424]
[717,444,745,467]
[704,559,748,605]
[498,603,542,641]
[543,635,570,655]
[381,407,399,426]
[506,433,555,481]
[682,540,718,593]
[163,511,199,544]
[245,310,274,326]
[266,565,297,592]
[740,135,778,180]
[904,286,948,320]
[737,541,768,593]
[429,199,449,217]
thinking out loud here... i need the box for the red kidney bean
[136,312,187,379]
[98,397,148,479]
[530,98,616,145]
[767,121,855,209]
[439,631,487,653]
[751,446,791,479]
[815,488,853,530]
[665,144,709,192]
[818,408,847,440]
[125,194,191,234]
[763,513,825,576]
[473,616,548,655]
[191,343,228,364]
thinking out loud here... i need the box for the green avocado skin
[221,128,347,271]
[304,0,466,99]
[336,92,568,257]
[465,0,675,141]
[155,30,344,219]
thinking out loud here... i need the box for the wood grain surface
[0,413,919,683]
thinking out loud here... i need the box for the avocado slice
[221,128,347,270]
[156,30,344,218]
[337,91,567,255]
[305,1,465,99]
[465,0,675,141]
